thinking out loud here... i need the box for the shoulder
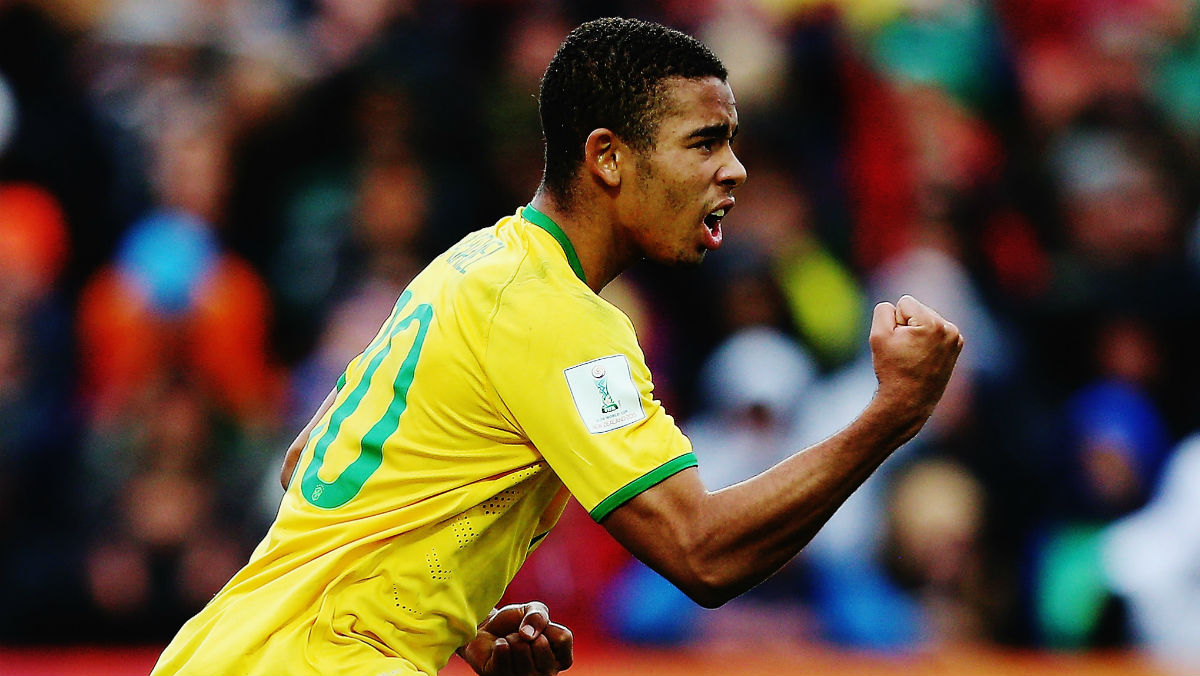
[419,212,636,347]
[480,215,626,323]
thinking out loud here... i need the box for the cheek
[638,158,692,205]
[652,173,694,219]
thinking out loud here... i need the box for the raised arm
[602,296,963,608]
[280,388,338,490]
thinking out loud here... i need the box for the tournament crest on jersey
[564,355,646,433]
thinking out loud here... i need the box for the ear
[583,128,624,188]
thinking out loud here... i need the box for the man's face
[618,76,747,266]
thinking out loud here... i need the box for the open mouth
[704,208,726,232]
[701,205,728,250]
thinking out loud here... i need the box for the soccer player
[151,16,963,676]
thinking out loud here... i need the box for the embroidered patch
[563,354,646,434]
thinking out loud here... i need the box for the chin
[646,244,708,267]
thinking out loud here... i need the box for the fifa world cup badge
[591,365,619,413]
[565,355,646,433]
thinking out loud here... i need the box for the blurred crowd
[2,0,1200,667]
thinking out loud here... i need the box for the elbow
[684,585,734,610]
[672,551,741,609]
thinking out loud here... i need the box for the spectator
[0,182,81,640]
[1028,380,1171,648]
[1103,432,1200,670]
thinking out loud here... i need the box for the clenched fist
[868,295,964,434]
[457,602,573,676]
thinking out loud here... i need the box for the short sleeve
[484,278,695,521]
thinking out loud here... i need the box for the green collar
[523,204,587,285]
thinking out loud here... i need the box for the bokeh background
[2,0,1200,674]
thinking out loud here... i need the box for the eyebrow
[687,122,738,140]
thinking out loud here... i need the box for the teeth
[711,209,725,218]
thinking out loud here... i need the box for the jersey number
[300,291,433,508]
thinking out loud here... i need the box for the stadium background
[2,0,1199,673]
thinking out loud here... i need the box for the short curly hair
[538,17,727,204]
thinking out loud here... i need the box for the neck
[530,187,634,293]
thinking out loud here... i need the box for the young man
[152,16,962,676]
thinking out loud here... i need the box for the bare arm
[280,388,338,490]
[602,296,964,608]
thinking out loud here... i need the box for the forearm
[695,396,924,598]
[608,395,925,607]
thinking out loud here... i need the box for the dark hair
[538,17,727,204]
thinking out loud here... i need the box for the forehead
[655,76,738,136]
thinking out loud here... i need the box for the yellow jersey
[151,206,696,676]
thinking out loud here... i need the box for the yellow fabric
[151,207,694,676]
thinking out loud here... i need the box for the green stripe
[588,453,698,522]
[352,301,432,492]
[301,291,419,509]
[523,204,587,285]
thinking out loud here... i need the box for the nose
[718,150,747,188]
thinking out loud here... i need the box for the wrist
[862,388,933,446]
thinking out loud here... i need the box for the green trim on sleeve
[336,372,347,391]
[522,204,588,285]
[588,453,698,523]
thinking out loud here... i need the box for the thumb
[518,601,550,641]
[870,301,898,344]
